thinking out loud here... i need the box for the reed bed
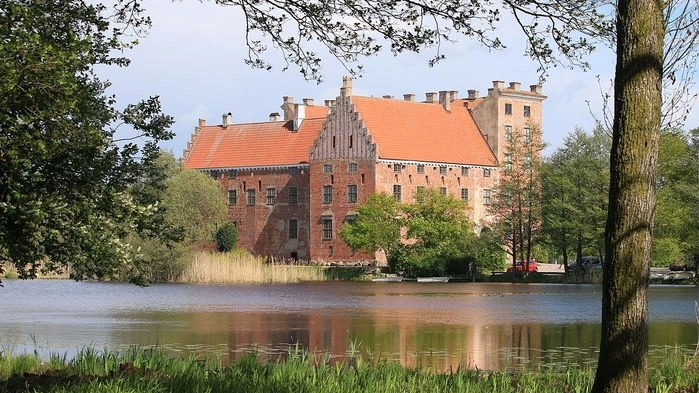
[1,346,697,393]
[179,251,329,283]
[1,263,71,280]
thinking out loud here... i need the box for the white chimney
[269,112,281,122]
[403,93,415,102]
[530,84,543,94]
[467,90,479,100]
[425,92,437,103]
[293,104,305,131]
[303,98,314,106]
[222,112,232,128]
[509,82,521,91]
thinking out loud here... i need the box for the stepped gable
[350,96,497,167]
[183,111,327,170]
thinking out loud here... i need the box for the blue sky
[101,0,697,157]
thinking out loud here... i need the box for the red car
[506,259,538,273]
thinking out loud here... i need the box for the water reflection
[0,280,696,371]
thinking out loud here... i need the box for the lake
[1,280,697,371]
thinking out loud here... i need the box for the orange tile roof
[351,97,497,167]
[183,116,325,169]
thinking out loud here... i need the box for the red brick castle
[183,78,545,263]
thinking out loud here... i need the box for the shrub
[215,222,239,252]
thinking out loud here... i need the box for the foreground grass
[1,347,698,393]
[179,251,370,283]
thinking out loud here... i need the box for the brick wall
[220,167,310,260]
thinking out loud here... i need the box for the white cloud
[100,1,697,158]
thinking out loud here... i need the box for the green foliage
[163,170,228,244]
[339,193,402,255]
[123,154,229,282]
[488,124,544,274]
[2,346,698,393]
[0,0,174,282]
[215,222,239,252]
[343,189,501,277]
[540,127,610,266]
[653,128,699,265]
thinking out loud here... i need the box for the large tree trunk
[592,0,664,392]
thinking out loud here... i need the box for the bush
[215,222,239,252]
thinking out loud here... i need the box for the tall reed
[179,251,328,283]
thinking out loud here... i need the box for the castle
[183,78,545,263]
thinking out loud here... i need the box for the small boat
[416,276,450,283]
[371,276,403,282]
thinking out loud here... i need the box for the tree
[541,127,610,272]
[398,188,477,276]
[653,128,699,266]
[215,222,240,252]
[339,193,403,258]
[341,189,492,277]
[162,170,229,245]
[592,1,664,391]
[489,124,543,276]
[0,0,174,283]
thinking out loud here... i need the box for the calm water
[1,280,697,370]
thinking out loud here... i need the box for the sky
[101,0,698,158]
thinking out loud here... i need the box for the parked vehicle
[569,256,603,274]
[506,259,538,273]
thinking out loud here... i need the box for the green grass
[1,347,698,392]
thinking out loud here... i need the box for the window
[289,167,299,176]
[323,185,333,204]
[483,189,491,205]
[210,170,219,179]
[347,184,358,203]
[288,187,298,205]
[484,168,491,177]
[289,219,298,239]
[417,164,425,174]
[505,103,512,115]
[416,186,425,202]
[524,154,532,169]
[394,164,402,173]
[346,214,357,225]
[247,189,256,205]
[524,105,531,117]
[461,188,469,202]
[440,187,447,196]
[504,153,512,171]
[461,167,469,176]
[393,184,402,201]
[323,164,333,174]
[228,189,237,205]
[349,135,353,148]
[266,188,276,205]
[439,166,447,175]
[505,125,513,141]
[524,127,531,143]
[228,169,237,179]
[322,218,333,240]
[348,162,358,172]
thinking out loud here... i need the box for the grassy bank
[1,347,698,392]
[179,251,370,283]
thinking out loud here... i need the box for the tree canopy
[341,189,503,277]
[0,0,173,282]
